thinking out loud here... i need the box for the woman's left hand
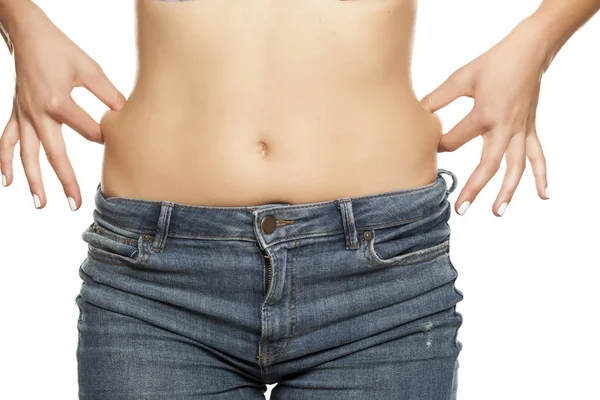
[419,15,552,217]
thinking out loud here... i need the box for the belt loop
[153,201,173,252]
[336,197,359,251]
[437,168,458,195]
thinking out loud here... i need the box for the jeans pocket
[364,231,450,267]
[81,220,149,266]
[361,206,451,268]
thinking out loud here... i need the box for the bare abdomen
[99,0,441,206]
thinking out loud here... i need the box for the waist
[92,169,455,244]
[98,91,443,206]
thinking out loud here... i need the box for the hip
[77,168,464,384]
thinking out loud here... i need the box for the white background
[1,1,598,399]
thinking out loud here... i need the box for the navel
[257,141,269,158]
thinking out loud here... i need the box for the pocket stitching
[364,232,450,267]
[84,223,149,266]
[92,221,139,247]
[87,243,141,265]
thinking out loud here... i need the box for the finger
[455,125,512,216]
[34,115,81,211]
[420,67,472,113]
[17,109,46,209]
[0,103,20,187]
[438,109,483,152]
[79,61,126,111]
[46,95,103,143]
[525,127,549,200]
[493,131,526,217]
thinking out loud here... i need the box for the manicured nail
[68,196,77,211]
[545,186,549,199]
[457,201,471,215]
[497,202,508,216]
[32,194,41,208]
[1,174,6,187]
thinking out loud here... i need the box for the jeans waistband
[92,168,458,251]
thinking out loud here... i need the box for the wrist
[513,12,559,73]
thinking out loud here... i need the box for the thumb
[420,69,471,113]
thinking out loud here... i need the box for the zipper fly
[263,252,272,294]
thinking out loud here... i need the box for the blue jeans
[76,168,464,399]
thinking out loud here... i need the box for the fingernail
[1,174,6,187]
[457,201,471,215]
[68,196,77,211]
[498,202,508,216]
[32,194,41,209]
[545,186,550,199]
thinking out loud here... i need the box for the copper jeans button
[260,215,277,234]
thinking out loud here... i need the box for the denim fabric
[75,168,464,399]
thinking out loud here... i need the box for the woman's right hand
[0,1,126,211]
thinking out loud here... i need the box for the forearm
[0,0,33,54]
[531,0,600,70]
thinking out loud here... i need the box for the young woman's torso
[99,0,442,206]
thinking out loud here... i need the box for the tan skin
[0,0,598,216]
